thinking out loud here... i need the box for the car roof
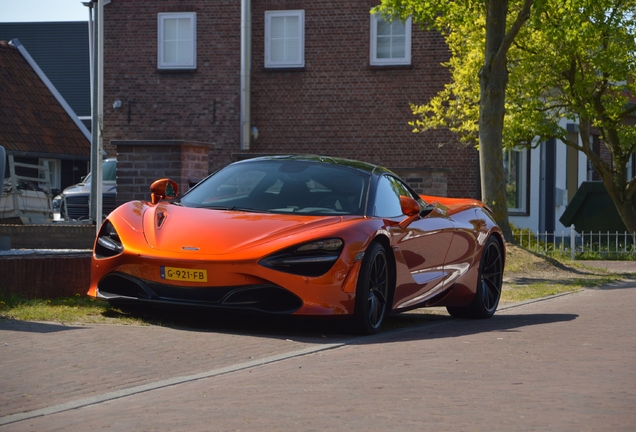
[233,155,392,176]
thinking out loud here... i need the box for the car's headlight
[259,238,344,277]
[95,220,123,258]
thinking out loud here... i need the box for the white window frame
[370,14,412,66]
[38,158,61,191]
[264,10,305,68]
[158,12,197,70]
[505,148,529,214]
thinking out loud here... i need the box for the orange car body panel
[89,193,503,317]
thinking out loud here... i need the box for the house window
[39,158,61,192]
[265,10,305,68]
[158,12,196,70]
[370,14,412,66]
[504,149,528,214]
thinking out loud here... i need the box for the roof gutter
[10,38,91,142]
[240,0,251,150]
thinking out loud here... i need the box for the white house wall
[510,118,587,235]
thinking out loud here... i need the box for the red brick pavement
[0,318,349,421]
[1,282,635,431]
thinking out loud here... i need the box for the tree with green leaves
[375,0,636,238]
[375,0,541,242]
[510,0,636,234]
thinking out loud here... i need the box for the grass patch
[502,243,628,303]
[1,244,633,327]
[0,295,147,325]
[502,282,578,303]
[501,276,620,303]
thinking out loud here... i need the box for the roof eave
[10,38,91,142]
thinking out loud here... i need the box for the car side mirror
[398,196,421,229]
[150,179,179,204]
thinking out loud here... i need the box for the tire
[447,236,504,319]
[350,242,390,335]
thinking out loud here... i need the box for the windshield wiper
[201,205,270,213]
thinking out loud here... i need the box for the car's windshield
[83,160,116,184]
[179,160,370,215]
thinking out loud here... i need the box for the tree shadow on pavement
[0,318,88,334]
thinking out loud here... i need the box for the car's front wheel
[351,242,389,335]
[447,236,503,319]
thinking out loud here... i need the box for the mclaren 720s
[89,155,505,335]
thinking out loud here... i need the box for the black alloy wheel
[447,236,504,319]
[351,242,389,335]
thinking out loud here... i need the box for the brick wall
[392,168,449,197]
[103,0,480,199]
[0,224,96,249]
[114,141,210,205]
[0,253,91,298]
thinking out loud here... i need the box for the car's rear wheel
[351,242,389,335]
[447,236,503,319]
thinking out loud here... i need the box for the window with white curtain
[265,10,305,68]
[370,14,412,66]
[158,12,196,70]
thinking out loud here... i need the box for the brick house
[0,39,90,195]
[102,0,480,204]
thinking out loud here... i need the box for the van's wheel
[351,242,389,335]
[447,236,503,319]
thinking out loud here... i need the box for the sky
[0,0,88,22]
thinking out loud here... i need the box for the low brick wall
[0,224,96,249]
[391,167,449,196]
[0,253,91,298]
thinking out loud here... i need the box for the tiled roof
[0,22,91,118]
[0,39,90,158]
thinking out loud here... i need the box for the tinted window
[180,160,369,215]
[374,175,415,217]
[83,160,116,184]
[102,160,116,181]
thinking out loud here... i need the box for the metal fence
[513,228,636,260]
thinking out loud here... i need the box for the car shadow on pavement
[366,312,579,344]
[105,302,578,344]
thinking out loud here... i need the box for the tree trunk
[479,0,514,243]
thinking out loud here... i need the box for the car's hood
[62,183,89,195]
[141,204,344,255]
[62,181,116,196]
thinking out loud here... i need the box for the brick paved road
[1,282,635,431]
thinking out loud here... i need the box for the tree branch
[495,0,534,65]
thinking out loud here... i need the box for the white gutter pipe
[88,0,103,229]
[240,0,251,150]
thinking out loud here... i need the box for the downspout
[89,0,103,229]
[240,0,251,150]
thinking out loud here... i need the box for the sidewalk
[1,281,635,431]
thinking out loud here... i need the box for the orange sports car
[89,155,505,334]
